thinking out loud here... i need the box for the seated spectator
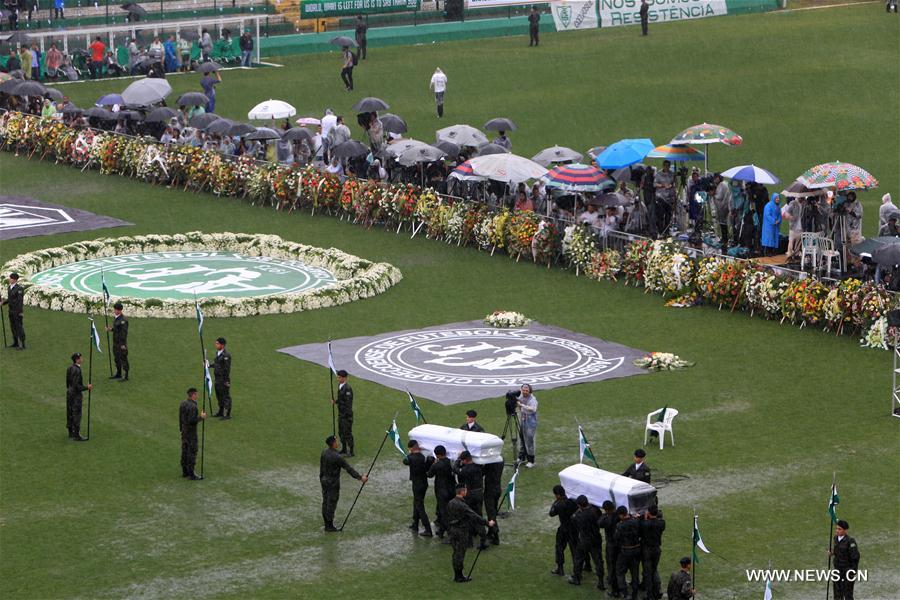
[326,156,344,179]
[514,190,534,212]
[4,49,21,73]
[41,98,56,118]
[577,202,601,228]
[105,51,125,77]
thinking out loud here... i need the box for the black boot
[324,522,339,532]
[110,372,122,380]
[568,575,581,585]
[121,371,129,381]
[437,104,443,117]
[551,565,564,576]
[454,568,470,583]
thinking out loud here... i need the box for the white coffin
[558,464,657,514]
[407,424,504,465]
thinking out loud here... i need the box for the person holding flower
[761,193,782,255]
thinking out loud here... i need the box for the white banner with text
[600,0,727,28]
[551,0,599,31]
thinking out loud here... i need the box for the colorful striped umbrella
[448,161,486,182]
[646,144,705,162]
[670,123,743,146]
[798,161,878,191]
[539,163,613,192]
[720,164,780,185]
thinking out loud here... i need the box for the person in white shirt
[429,67,447,118]
[328,115,351,150]
[321,109,337,160]
[577,203,601,228]
[326,156,344,179]
[880,193,896,228]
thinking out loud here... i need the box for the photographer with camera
[782,196,804,261]
[516,384,538,467]
[654,161,677,237]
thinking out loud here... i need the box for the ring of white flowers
[1,232,403,318]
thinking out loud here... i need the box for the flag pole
[101,267,113,377]
[195,293,207,480]
[466,539,487,579]
[328,341,336,438]
[826,472,836,600]
[86,317,94,440]
[339,411,396,531]
[692,509,697,596]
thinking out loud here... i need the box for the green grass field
[1,5,898,599]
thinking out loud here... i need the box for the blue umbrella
[96,93,124,107]
[595,138,655,169]
[720,164,780,185]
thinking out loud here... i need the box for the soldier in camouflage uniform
[179,387,206,479]
[3,272,25,349]
[447,483,495,582]
[334,369,354,456]
[320,435,367,532]
[107,302,129,380]
[666,557,694,600]
[66,353,91,441]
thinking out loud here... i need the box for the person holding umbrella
[201,69,221,113]
[340,45,355,91]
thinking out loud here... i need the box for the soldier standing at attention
[403,439,434,536]
[320,435,367,532]
[482,459,504,545]
[528,6,540,47]
[354,15,367,60]
[66,353,91,441]
[599,501,621,595]
[549,484,578,576]
[569,495,605,589]
[426,444,456,538]
[641,505,666,600]
[107,302,129,380]
[460,409,484,432]
[3,272,25,349]
[623,448,651,484]
[615,506,642,600]
[179,388,206,479]
[447,483,495,583]
[829,520,861,600]
[334,369,354,455]
[212,337,232,419]
[640,0,650,36]
[666,557,694,600]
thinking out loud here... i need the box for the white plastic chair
[800,233,821,271]
[819,237,841,278]
[644,408,678,450]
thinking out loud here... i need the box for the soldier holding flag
[180,387,206,480]
[66,353,91,441]
[320,435,367,532]
[447,483,495,583]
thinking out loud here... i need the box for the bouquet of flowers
[507,211,540,259]
[743,268,788,318]
[589,248,623,282]
[186,149,219,192]
[644,240,694,298]
[563,223,598,274]
[484,311,532,328]
[232,156,258,197]
[272,166,299,209]
[97,135,123,174]
[781,279,828,326]
[622,239,652,286]
[69,129,96,164]
[489,208,512,250]
[700,257,747,308]
[34,118,65,158]
[444,201,467,244]
[246,163,278,205]
[860,316,890,350]
[473,211,495,249]
[119,137,148,177]
[633,352,695,371]
[823,278,863,332]
[167,145,201,184]
[415,188,440,225]
[462,204,485,246]
[381,183,418,228]
[665,291,701,308]
[854,282,891,328]
[136,142,170,182]
[353,181,386,225]
[317,172,342,210]
[531,219,559,265]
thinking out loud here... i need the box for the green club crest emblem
[559,4,572,28]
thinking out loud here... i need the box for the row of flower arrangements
[0,111,894,347]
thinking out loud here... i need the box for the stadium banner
[599,0,727,28]
[551,0,599,31]
[465,0,534,7]
[300,0,420,19]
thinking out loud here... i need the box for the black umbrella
[352,97,389,113]
[205,118,235,134]
[483,117,517,132]
[331,140,369,159]
[116,110,142,121]
[13,81,47,97]
[245,127,282,141]
[397,145,446,167]
[873,243,900,266]
[121,3,148,16]
[329,36,357,48]
[4,31,32,46]
[227,122,257,137]
[0,79,21,94]
[593,192,629,208]
[195,61,222,74]
[282,127,313,143]
[84,107,115,120]
[189,112,219,129]
[44,88,64,101]
[176,92,209,107]
[7,69,24,79]
[379,113,407,134]
[147,106,181,123]
[476,143,510,156]
[61,104,83,116]
[435,140,459,158]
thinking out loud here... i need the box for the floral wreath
[1,232,403,319]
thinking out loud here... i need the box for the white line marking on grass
[777,1,879,12]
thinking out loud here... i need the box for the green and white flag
[89,317,102,353]
[407,390,425,424]
[763,578,773,600]
[388,419,406,456]
[578,425,599,468]
[504,467,519,510]
[827,483,839,524]
[692,514,710,563]
[195,300,204,335]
